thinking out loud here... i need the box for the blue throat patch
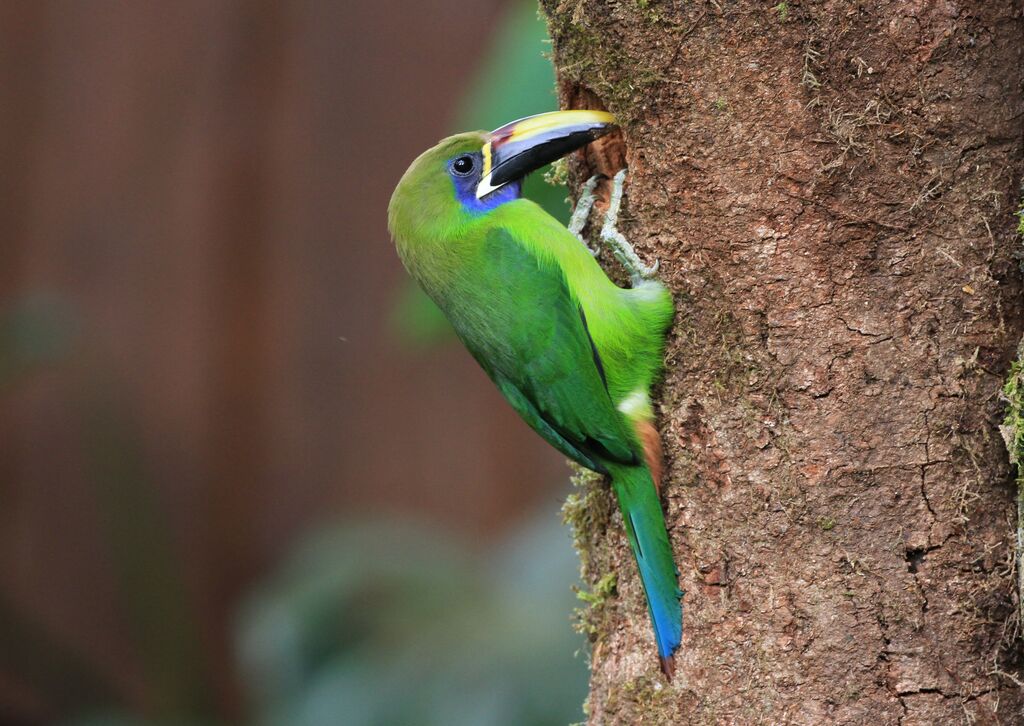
[451,174,522,214]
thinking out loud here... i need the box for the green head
[388,111,616,264]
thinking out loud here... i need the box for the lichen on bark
[1002,340,1024,623]
[1002,199,1024,624]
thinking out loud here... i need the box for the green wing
[456,228,638,473]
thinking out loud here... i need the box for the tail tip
[659,654,676,681]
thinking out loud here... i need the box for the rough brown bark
[543,1,1024,723]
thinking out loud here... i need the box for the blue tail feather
[609,464,683,677]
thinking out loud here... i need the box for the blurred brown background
[0,1,572,722]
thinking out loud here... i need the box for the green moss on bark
[538,0,667,123]
[1002,344,1024,621]
[1004,202,1024,620]
[562,464,620,643]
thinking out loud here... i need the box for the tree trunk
[542,1,1024,722]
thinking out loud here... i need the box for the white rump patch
[617,389,649,418]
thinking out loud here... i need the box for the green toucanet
[388,110,682,676]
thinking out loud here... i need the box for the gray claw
[599,169,660,284]
[569,175,601,256]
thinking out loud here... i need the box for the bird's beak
[476,110,617,199]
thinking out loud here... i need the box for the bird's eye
[451,155,475,176]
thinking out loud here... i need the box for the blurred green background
[0,2,590,724]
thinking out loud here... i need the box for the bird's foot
[600,169,660,285]
[569,175,601,256]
